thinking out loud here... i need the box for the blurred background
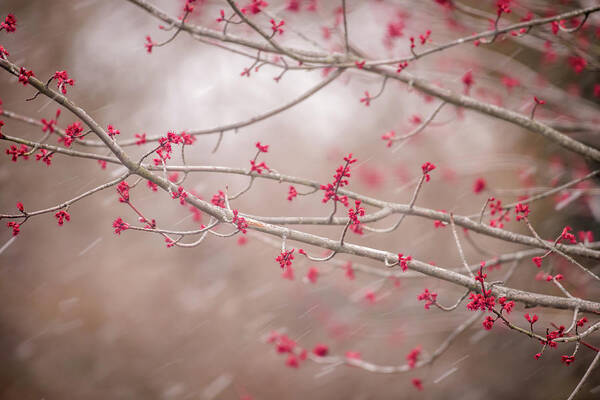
[1,0,599,398]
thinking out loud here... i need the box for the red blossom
[421,162,436,182]
[462,71,474,94]
[397,253,412,272]
[255,142,269,152]
[147,180,158,192]
[232,209,248,234]
[532,256,543,268]
[312,344,328,357]
[242,0,268,14]
[559,226,577,244]
[496,0,511,16]
[276,249,295,269]
[320,154,357,207]
[250,160,270,174]
[417,288,437,309]
[18,67,34,85]
[396,61,408,73]
[577,230,593,243]
[144,35,155,53]
[344,261,355,280]
[35,149,53,166]
[406,346,421,368]
[412,378,423,391]
[473,178,486,194]
[285,354,299,368]
[107,124,120,137]
[482,316,495,330]
[501,75,520,91]
[6,221,20,236]
[135,133,146,145]
[576,317,588,328]
[0,14,17,33]
[381,130,396,147]
[561,355,575,366]
[466,291,495,311]
[515,203,530,221]
[306,267,318,283]
[211,190,226,208]
[360,91,371,106]
[287,185,297,201]
[0,45,8,58]
[6,144,29,162]
[171,186,188,205]
[270,18,284,35]
[53,70,74,94]
[59,121,84,147]
[281,265,294,280]
[112,217,129,235]
[498,297,514,314]
[568,56,586,74]
[525,313,538,325]
[55,210,70,226]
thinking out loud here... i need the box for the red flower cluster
[417,288,437,309]
[53,70,74,94]
[6,221,20,236]
[466,291,495,311]
[381,130,396,147]
[287,186,297,201]
[232,210,248,234]
[482,316,495,330]
[524,313,538,325]
[18,67,34,85]
[312,344,328,357]
[397,253,412,272]
[112,217,129,235]
[515,203,530,221]
[320,154,357,207]
[421,162,436,182]
[171,186,188,205]
[0,14,16,33]
[211,190,226,208]
[41,109,60,134]
[270,19,284,35]
[59,122,85,147]
[276,249,295,269]
[35,149,53,166]
[6,144,29,162]
[116,182,130,203]
[55,210,70,226]
[348,200,365,232]
[473,177,486,194]
[255,142,269,152]
[107,124,120,137]
[559,226,577,244]
[498,297,514,313]
[496,0,511,16]
[250,160,270,174]
[406,346,421,369]
[306,267,318,283]
[242,0,268,14]
[144,36,155,53]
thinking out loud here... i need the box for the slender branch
[566,347,600,400]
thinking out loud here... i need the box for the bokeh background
[1,0,599,399]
